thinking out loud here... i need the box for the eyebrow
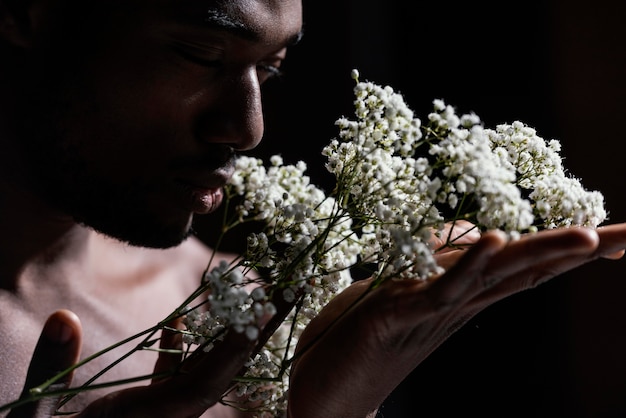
[204,9,303,47]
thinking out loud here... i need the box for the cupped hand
[6,305,291,418]
[6,310,82,418]
[287,223,626,418]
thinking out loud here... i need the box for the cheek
[71,43,196,156]
[63,78,190,178]
[35,35,204,180]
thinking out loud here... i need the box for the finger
[159,289,300,415]
[152,318,184,383]
[253,286,302,354]
[601,249,624,260]
[80,327,258,418]
[416,228,600,316]
[428,226,617,340]
[430,220,481,252]
[595,223,626,259]
[436,224,626,304]
[84,293,297,418]
[467,225,626,311]
[433,247,467,271]
[434,223,624,274]
[410,228,596,327]
[397,230,508,320]
[412,228,602,358]
[473,227,599,291]
[7,310,82,418]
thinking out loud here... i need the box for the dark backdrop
[195,1,626,416]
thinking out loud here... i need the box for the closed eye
[173,48,220,69]
[257,63,284,83]
[170,39,286,83]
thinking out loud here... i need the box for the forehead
[162,0,303,46]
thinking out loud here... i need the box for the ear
[0,0,48,48]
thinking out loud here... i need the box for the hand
[5,312,266,418]
[286,223,626,418]
[6,310,82,418]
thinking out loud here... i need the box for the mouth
[186,185,224,215]
[174,163,235,215]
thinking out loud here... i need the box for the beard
[25,135,195,249]
[66,171,195,249]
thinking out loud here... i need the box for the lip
[174,165,235,214]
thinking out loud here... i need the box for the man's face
[8,0,303,248]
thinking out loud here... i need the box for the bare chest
[0,270,202,414]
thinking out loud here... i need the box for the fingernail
[44,316,73,344]
[601,249,625,260]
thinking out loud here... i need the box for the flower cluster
[1,70,607,417]
[183,155,359,415]
[181,69,606,415]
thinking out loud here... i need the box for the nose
[196,67,264,151]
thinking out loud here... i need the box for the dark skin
[2,1,626,417]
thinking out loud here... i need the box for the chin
[80,213,194,249]
[117,228,193,249]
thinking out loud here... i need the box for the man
[2,0,626,417]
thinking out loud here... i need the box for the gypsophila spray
[0,70,606,417]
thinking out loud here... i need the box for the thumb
[7,309,82,418]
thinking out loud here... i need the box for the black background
[195,1,626,416]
